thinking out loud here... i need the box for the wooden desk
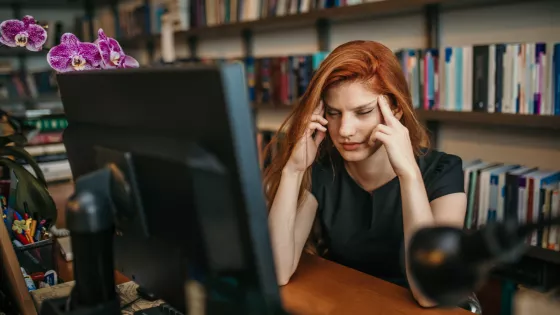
[282,254,469,315]
[55,250,468,315]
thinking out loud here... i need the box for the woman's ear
[394,108,404,120]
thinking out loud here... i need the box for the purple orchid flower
[96,29,139,69]
[0,15,47,51]
[47,33,102,72]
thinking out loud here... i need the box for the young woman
[263,40,467,307]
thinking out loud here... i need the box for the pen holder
[14,238,55,274]
[13,237,61,290]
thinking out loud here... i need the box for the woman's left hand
[368,95,420,179]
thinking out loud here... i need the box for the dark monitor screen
[57,63,283,314]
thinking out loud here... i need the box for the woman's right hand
[285,102,328,173]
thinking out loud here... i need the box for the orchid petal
[79,63,99,71]
[97,28,107,41]
[97,40,113,68]
[47,47,72,72]
[121,55,139,68]
[25,24,47,51]
[0,36,16,47]
[60,33,80,48]
[78,42,102,67]
[0,19,25,47]
[22,16,35,27]
[107,37,124,55]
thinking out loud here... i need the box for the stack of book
[463,160,559,251]
[396,43,560,116]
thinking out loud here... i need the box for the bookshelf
[3,0,558,296]
[108,0,531,43]
[416,110,560,131]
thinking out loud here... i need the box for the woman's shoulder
[418,149,465,201]
[417,148,463,176]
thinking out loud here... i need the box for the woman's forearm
[268,167,305,284]
[399,167,437,307]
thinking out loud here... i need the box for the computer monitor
[55,63,285,314]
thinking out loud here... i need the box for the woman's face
[323,81,383,162]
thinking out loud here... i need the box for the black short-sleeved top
[310,149,464,287]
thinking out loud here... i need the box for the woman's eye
[357,109,374,115]
[326,111,339,116]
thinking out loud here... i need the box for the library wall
[170,0,559,170]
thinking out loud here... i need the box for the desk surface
[54,249,468,315]
[50,182,468,315]
[281,254,469,315]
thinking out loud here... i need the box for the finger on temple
[378,95,395,124]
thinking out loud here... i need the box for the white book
[463,160,486,194]
[488,44,496,113]
[502,45,511,113]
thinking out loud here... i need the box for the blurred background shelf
[416,110,560,131]
[0,0,117,8]
[0,47,47,57]
[526,247,560,265]
[253,104,560,132]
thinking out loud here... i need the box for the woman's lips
[341,142,363,151]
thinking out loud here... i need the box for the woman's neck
[344,145,397,192]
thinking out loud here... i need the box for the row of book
[190,0,379,27]
[200,42,560,117]
[236,42,560,116]
[246,52,329,105]
[91,0,381,39]
[165,53,330,106]
[0,67,59,105]
[399,42,560,116]
[464,160,559,251]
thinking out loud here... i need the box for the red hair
[262,40,430,254]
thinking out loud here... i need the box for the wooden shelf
[416,109,560,131]
[526,247,560,265]
[179,0,442,39]
[115,0,527,45]
[0,94,60,108]
[0,46,47,57]
[254,105,560,132]
[0,0,112,8]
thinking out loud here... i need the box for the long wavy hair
[262,40,430,255]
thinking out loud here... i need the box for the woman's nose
[338,117,356,138]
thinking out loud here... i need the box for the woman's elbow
[276,272,293,286]
[276,264,296,286]
[277,276,291,286]
[412,292,437,308]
